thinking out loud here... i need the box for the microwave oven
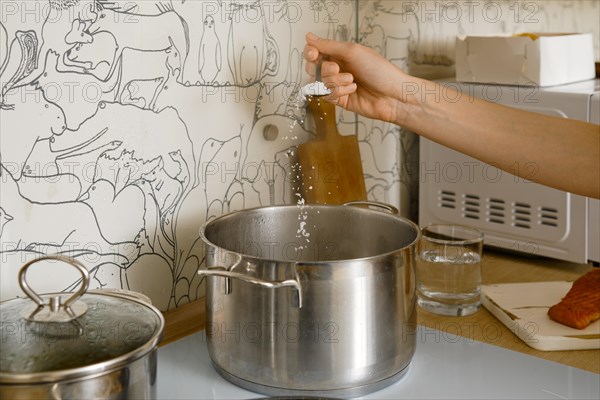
[419,79,599,264]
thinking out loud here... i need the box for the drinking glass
[416,224,484,316]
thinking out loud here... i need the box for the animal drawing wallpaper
[0,0,360,310]
[1,0,598,310]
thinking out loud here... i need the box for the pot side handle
[198,268,303,308]
[343,200,399,215]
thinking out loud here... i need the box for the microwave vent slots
[439,190,456,209]
[462,193,480,220]
[540,206,560,227]
[433,190,561,231]
[487,198,506,224]
[513,202,532,229]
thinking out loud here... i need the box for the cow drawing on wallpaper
[85,4,189,85]
[88,0,209,86]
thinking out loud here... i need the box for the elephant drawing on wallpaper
[50,102,194,200]
[0,87,67,181]
[29,100,198,309]
[166,132,245,305]
[17,134,122,204]
[198,134,244,220]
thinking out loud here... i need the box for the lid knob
[18,256,90,322]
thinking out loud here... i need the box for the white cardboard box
[455,33,595,87]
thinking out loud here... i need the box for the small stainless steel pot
[0,256,164,399]
[198,201,420,397]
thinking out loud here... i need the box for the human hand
[304,32,411,124]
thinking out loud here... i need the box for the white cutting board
[481,282,600,351]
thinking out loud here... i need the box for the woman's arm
[402,79,600,199]
[304,33,600,199]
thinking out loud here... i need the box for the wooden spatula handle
[307,96,338,140]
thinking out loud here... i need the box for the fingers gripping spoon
[301,56,331,98]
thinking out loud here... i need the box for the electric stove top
[157,326,599,399]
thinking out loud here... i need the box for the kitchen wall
[1,0,598,310]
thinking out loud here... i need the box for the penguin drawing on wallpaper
[198,15,221,85]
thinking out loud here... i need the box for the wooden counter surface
[417,249,599,374]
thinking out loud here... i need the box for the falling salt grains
[297,221,310,241]
[295,193,311,246]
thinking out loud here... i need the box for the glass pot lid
[0,256,164,383]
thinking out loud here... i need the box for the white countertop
[157,327,600,399]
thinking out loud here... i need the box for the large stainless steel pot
[0,256,164,399]
[198,201,420,397]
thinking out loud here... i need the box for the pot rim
[0,292,165,385]
[199,204,421,264]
